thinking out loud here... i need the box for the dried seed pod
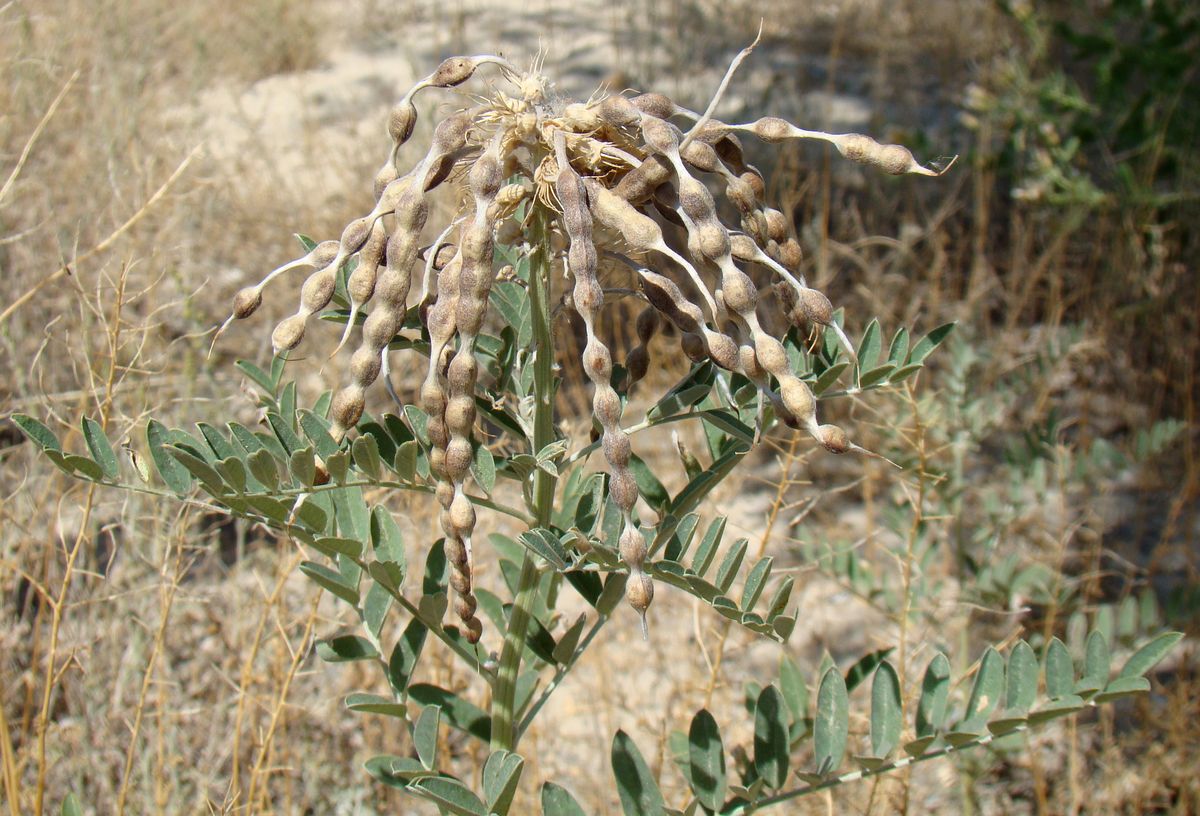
[815,423,851,454]
[387,99,417,145]
[624,306,658,389]
[596,94,641,127]
[632,92,677,120]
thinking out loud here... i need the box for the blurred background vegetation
[1,0,1196,812]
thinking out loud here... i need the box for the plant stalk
[491,209,556,752]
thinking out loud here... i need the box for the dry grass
[1,0,1196,814]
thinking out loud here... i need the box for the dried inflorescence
[220,50,950,642]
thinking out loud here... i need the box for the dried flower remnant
[217,47,951,641]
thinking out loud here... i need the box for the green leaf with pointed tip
[266,410,303,455]
[846,647,893,693]
[960,647,1004,733]
[1006,640,1038,715]
[388,619,427,697]
[552,614,587,665]
[691,517,726,577]
[408,684,491,743]
[908,323,955,364]
[316,635,377,662]
[766,580,796,625]
[1028,695,1085,725]
[472,444,496,495]
[870,661,901,759]
[309,536,363,560]
[628,453,670,512]
[754,685,789,789]
[859,364,897,389]
[81,418,118,479]
[1119,631,1182,679]
[689,709,727,809]
[364,755,433,788]
[714,538,748,595]
[299,561,359,605]
[409,776,487,816]
[482,750,524,814]
[858,318,881,371]
[60,793,82,816]
[235,359,276,393]
[344,692,406,718]
[147,421,191,494]
[1094,675,1151,703]
[779,655,808,726]
[612,730,666,816]
[1045,637,1074,698]
[362,581,391,640]
[519,528,569,571]
[814,667,848,777]
[541,782,588,816]
[813,362,850,394]
[414,704,440,770]
[740,557,773,611]
[298,410,339,458]
[168,447,224,492]
[915,653,950,738]
[887,327,910,365]
[1078,630,1110,695]
[14,414,61,451]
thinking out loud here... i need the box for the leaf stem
[491,208,557,752]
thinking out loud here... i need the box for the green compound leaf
[81,418,118,479]
[146,420,191,494]
[1119,631,1183,679]
[414,704,440,770]
[541,781,588,816]
[754,685,789,790]
[813,667,848,777]
[611,730,666,816]
[870,661,902,759]
[408,776,487,816]
[688,709,727,810]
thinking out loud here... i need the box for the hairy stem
[491,209,556,752]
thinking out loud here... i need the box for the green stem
[491,209,557,752]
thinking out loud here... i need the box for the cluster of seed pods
[221,51,948,642]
